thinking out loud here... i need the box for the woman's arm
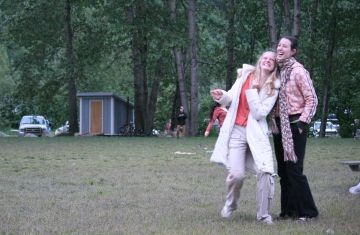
[246,87,279,120]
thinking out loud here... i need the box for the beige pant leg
[176,125,185,137]
[224,126,248,210]
[256,172,275,222]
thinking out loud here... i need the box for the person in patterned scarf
[271,36,319,222]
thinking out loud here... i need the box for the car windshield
[326,122,334,129]
[21,116,45,125]
[329,119,339,125]
[314,121,335,130]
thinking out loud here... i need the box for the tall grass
[0,137,359,234]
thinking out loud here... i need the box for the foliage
[0,0,359,135]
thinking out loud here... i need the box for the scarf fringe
[269,118,279,134]
[284,151,298,163]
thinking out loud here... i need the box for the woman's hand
[210,89,223,100]
[204,131,210,137]
[251,79,261,92]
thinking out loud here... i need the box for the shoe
[298,216,317,223]
[259,217,273,225]
[349,183,360,195]
[220,205,234,218]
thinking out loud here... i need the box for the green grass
[0,136,359,234]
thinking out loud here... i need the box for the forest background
[0,0,359,137]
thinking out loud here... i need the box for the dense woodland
[0,0,359,137]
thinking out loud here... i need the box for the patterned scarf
[277,57,297,163]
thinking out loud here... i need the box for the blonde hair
[251,51,278,96]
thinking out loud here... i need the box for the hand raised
[210,89,223,100]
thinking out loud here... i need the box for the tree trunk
[64,0,78,135]
[266,0,277,49]
[187,0,199,136]
[174,51,188,113]
[129,3,148,132]
[292,0,301,37]
[283,0,291,35]
[169,0,189,132]
[145,58,162,135]
[320,0,337,137]
[307,0,319,76]
[226,0,235,90]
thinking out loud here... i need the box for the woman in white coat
[210,51,280,224]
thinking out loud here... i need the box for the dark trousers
[273,120,319,218]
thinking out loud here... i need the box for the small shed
[77,92,134,136]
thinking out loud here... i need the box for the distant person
[164,119,173,136]
[210,50,280,224]
[204,102,227,137]
[176,106,187,138]
[269,36,319,222]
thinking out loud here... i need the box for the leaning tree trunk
[320,0,337,137]
[187,0,199,136]
[64,0,78,135]
[266,0,278,49]
[225,0,236,90]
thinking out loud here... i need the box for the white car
[18,115,52,137]
[312,121,338,137]
[55,121,69,136]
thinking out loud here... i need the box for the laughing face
[276,38,296,60]
[260,51,276,73]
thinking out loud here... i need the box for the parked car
[326,113,340,130]
[311,120,338,137]
[18,115,52,137]
[55,121,69,136]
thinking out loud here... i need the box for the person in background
[204,102,227,137]
[269,35,319,222]
[210,50,280,225]
[176,106,187,138]
[164,119,173,136]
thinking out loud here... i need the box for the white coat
[210,64,280,174]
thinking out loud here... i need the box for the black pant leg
[273,133,293,216]
[287,123,319,218]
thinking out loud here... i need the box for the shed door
[90,100,102,134]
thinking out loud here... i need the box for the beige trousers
[225,125,274,221]
[176,125,186,138]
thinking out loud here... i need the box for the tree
[169,0,190,134]
[266,0,277,49]
[64,0,78,135]
[292,0,301,37]
[225,0,236,90]
[187,0,199,135]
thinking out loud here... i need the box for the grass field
[0,136,359,235]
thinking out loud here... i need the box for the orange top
[235,73,253,126]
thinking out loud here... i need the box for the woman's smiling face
[260,51,276,73]
[276,38,296,60]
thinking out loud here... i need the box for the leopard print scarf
[277,57,297,163]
